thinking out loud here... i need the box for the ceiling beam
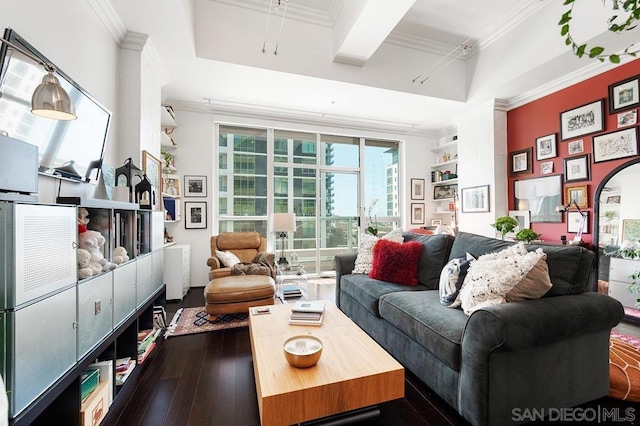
[333,0,416,66]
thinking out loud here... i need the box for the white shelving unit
[161,105,180,225]
[429,136,458,225]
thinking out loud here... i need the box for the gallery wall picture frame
[514,174,562,223]
[430,218,443,226]
[142,150,162,209]
[563,154,590,183]
[608,75,640,114]
[433,184,457,200]
[592,127,639,163]
[606,195,621,204]
[185,201,207,229]
[564,184,588,209]
[617,109,637,128]
[559,99,605,141]
[567,211,589,234]
[567,139,584,155]
[162,175,181,197]
[411,178,425,200]
[411,203,425,225]
[509,147,533,176]
[540,161,554,175]
[535,133,557,160]
[460,185,490,213]
[184,175,207,197]
[508,210,531,232]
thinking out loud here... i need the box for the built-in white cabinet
[164,244,191,300]
[430,136,458,226]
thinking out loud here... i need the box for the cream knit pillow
[353,229,404,274]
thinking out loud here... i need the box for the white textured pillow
[216,250,241,268]
[353,229,404,274]
[458,243,546,315]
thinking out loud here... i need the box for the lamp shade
[271,212,296,233]
[31,71,76,120]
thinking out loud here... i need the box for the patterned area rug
[164,307,248,338]
[611,330,640,349]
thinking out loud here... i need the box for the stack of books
[137,328,162,364]
[289,300,326,326]
[115,357,136,386]
[282,284,303,299]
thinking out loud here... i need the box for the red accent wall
[507,59,640,246]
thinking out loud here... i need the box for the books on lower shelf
[115,359,136,386]
[289,300,325,326]
[137,328,162,364]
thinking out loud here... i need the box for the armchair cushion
[216,250,241,267]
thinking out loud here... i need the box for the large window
[216,125,400,275]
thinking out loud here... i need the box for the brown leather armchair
[206,232,268,281]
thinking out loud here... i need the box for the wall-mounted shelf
[432,178,458,186]
[431,140,458,153]
[161,131,176,150]
[430,159,457,170]
[161,105,177,130]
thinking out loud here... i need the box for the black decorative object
[115,158,144,202]
[135,174,155,210]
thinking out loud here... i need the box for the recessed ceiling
[109,0,635,132]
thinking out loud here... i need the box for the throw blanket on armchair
[231,252,277,279]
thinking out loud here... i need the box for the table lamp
[556,200,587,245]
[271,212,296,267]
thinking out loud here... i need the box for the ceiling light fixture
[261,0,289,55]
[0,37,76,120]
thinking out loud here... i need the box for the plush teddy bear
[79,230,117,273]
[113,246,129,265]
[77,248,94,279]
[78,207,90,234]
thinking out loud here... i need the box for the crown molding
[87,0,127,44]
[385,32,460,58]
[170,99,436,137]
[208,0,334,27]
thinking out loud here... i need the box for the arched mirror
[594,157,640,324]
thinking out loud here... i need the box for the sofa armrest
[334,253,357,309]
[462,292,623,353]
[459,293,623,425]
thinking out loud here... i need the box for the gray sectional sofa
[334,231,624,426]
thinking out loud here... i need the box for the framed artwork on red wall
[563,154,591,183]
[509,147,532,176]
[559,99,604,141]
[608,75,640,114]
[592,127,639,163]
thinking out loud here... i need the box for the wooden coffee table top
[248,301,404,426]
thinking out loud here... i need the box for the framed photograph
[606,195,621,204]
[162,175,181,197]
[514,175,562,223]
[508,210,531,232]
[540,161,554,175]
[564,184,588,208]
[184,175,207,197]
[535,133,557,160]
[411,203,425,225]
[617,109,637,127]
[433,184,457,200]
[142,150,162,209]
[185,201,207,229]
[509,148,532,176]
[567,211,589,234]
[567,139,584,155]
[592,127,639,163]
[411,178,425,200]
[608,75,640,114]
[563,154,590,183]
[430,218,443,226]
[623,219,640,242]
[559,99,605,141]
[460,185,490,213]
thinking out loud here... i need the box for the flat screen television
[0,28,111,184]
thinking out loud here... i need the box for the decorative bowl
[283,335,323,368]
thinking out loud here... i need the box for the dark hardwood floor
[102,283,639,426]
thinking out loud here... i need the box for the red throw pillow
[369,239,423,286]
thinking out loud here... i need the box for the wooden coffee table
[248,301,404,426]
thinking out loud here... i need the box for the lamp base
[277,257,289,268]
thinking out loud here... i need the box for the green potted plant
[515,228,541,244]
[490,216,518,240]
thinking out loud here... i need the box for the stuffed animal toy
[112,246,129,265]
[77,248,94,279]
[78,207,90,234]
[79,230,118,273]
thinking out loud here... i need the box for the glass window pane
[320,134,359,167]
[365,139,399,218]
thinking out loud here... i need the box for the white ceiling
[108,0,637,133]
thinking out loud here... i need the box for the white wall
[0,0,120,203]
[168,106,432,287]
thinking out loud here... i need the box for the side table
[276,264,308,302]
